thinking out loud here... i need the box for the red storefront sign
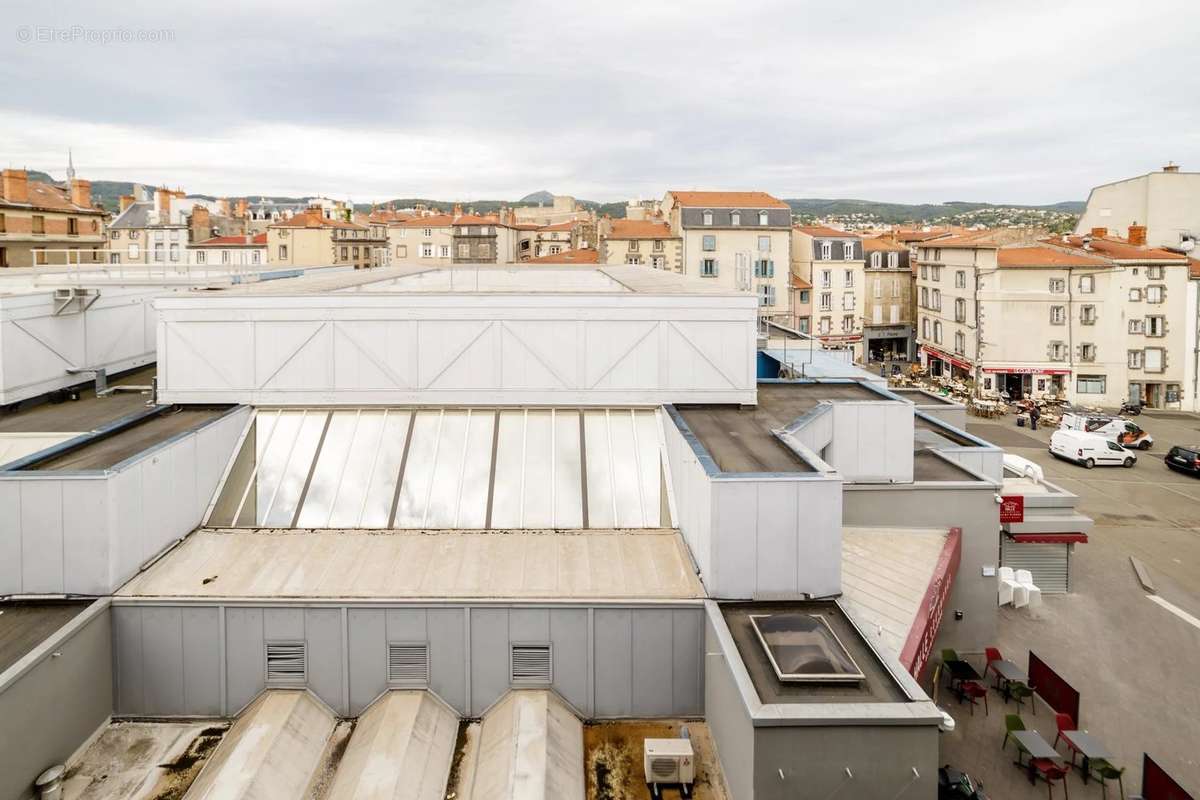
[999,496,1025,524]
[983,367,1072,375]
[901,527,962,679]
[920,344,972,372]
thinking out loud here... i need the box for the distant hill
[783,198,1085,223]
[518,190,555,204]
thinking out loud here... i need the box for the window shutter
[767,260,775,278]
[387,643,430,684]
[511,645,552,684]
[265,642,306,684]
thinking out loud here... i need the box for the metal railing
[8,248,266,287]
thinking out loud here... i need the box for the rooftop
[795,225,859,238]
[191,233,267,247]
[0,367,156,435]
[667,190,789,209]
[0,601,90,673]
[1046,234,1189,262]
[526,248,599,264]
[860,237,908,253]
[0,177,104,216]
[996,245,1111,268]
[270,211,367,231]
[606,219,674,239]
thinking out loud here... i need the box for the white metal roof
[184,690,337,800]
[453,690,584,800]
[325,691,459,800]
[0,432,80,466]
[117,529,705,601]
[838,526,949,658]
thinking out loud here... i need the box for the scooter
[1120,400,1144,417]
[938,765,988,799]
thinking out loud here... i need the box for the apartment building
[451,213,519,264]
[106,187,190,265]
[661,190,792,318]
[789,275,813,332]
[529,221,576,259]
[792,226,866,359]
[187,232,267,267]
[0,168,106,267]
[596,217,681,269]
[914,229,1191,408]
[862,236,915,361]
[1076,163,1199,252]
[245,196,349,233]
[267,208,387,268]
[389,213,455,264]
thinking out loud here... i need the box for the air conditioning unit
[644,738,695,792]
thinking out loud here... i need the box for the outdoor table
[1061,730,1113,783]
[943,660,981,701]
[990,659,1029,699]
[1011,731,1063,784]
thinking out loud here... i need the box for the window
[439,245,450,258]
[932,248,942,261]
[819,317,832,335]
[110,229,120,240]
[931,266,942,281]
[625,254,642,265]
[627,239,640,252]
[1077,376,1107,394]
[920,265,928,280]
[1050,305,1066,325]
[251,250,261,264]
[1079,275,1095,294]
[549,245,563,255]
[1146,285,1164,303]
[423,227,432,237]
[478,243,492,259]
[1049,278,1065,293]
[265,642,306,685]
[955,270,966,288]
[352,246,360,258]
[195,250,206,264]
[843,269,854,287]
[922,317,930,340]
[702,210,713,226]
[758,210,769,226]
[702,234,716,251]
[457,243,470,258]
[891,280,900,299]
[650,255,664,269]
[758,285,777,306]
[32,215,45,234]
[67,217,78,235]
[821,270,832,289]
[933,320,942,344]
[1145,348,1165,373]
[700,258,718,277]
[757,235,770,252]
[843,315,855,333]
[340,246,349,260]
[421,243,434,258]
[398,228,408,238]
[730,211,740,226]
[873,279,881,299]
[128,243,140,259]
[798,317,810,333]
[819,292,832,311]
[954,331,966,355]
[871,252,882,268]
[1128,318,1144,334]
[754,259,774,278]
[396,245,407,258]
[653,240,664,252]
[955,297,966,322]
[888,252,898,268]
[1129,288,1142,301]
[920,287,929,308]
[219,249,228,265]
[842,293,855,310]
[1080,343,1096,362]
[820,241,832,260]
[931,289,941,311]
[1146,316,1166,336]
[1080,304,1096,324]
[1147,266,1164,280]
[511,645,552,684]
[387,643,429,685]
[1128,349,1143,368]
[842,242,854,259]
[799,289,810,304]
[0,213,5,233]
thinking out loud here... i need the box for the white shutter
[388,643,430,684]
[873,305,882,324]
[265,642,306,684]
[1001,540,1070,593]
[890,304,899,324]
[511,645,552,684]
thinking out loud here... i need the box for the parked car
[1059,412,1153,450]
[1050,429,1137,469]
[1164,445,1200,477]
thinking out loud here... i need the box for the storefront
[919,344,972,379]
[864,324,914,363]
[981,367,1071,401]
[820,333,864,363]
[1000,534,1087,593]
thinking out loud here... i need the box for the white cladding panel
[154,294,757,405]
[825,402,914,483]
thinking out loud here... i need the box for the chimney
[119,194,135,212]
[1163,162,1180,173]
[1,169,29,204]
[70,178,92,208]
[217,198,231,217]
[190,205,211,242]
[1128,223,1147,246]
[235,198,248,218]
[1090,227,1108,238]
[453,203,462,218]
[155,187,172,219]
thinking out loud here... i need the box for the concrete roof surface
[0,368,156,434]
[117,529,705,601]
[839,526,950,659]
[0,601,90,673]
[62,721,229,800]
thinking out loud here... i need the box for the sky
[1,0,1198,205]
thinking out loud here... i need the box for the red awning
[983,367,1072,375]
[920,344,972,372]
[1008,533,1089,544]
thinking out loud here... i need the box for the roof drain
[34,765,65,800]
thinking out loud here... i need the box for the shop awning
[1004,511,1094,536]
[920,344,972,372]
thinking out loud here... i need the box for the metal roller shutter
[1001,540,1071,593]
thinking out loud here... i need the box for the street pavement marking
[1147,594,1200,631]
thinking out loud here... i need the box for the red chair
[1052,712,1081,765]
[1032,758,1070,798]
[984,647,1003,687]
[960,680,989,716]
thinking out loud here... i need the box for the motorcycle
[938,765,988,799]
[1120,400,1144,417]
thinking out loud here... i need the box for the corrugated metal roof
[325,691,459,800]
[116,529,705,601]
[839,526,949,658]
[452,690,584,800]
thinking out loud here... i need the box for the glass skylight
[208,407,668,530]
[749,613,865,683]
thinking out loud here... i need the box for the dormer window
[758,210,769,226]
[702,210,713,226]
[870,252,881,268]
[843,242,854,259]
[730,211,740,226]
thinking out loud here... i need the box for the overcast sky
[2,0,1197,204]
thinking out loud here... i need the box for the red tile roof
[527,248,599,264]
[271,210,365,230]
[790,275,812,289]
[454,214,507,227]
[394,214,455,228]
[608,219,673,240]
[919,232,1002,249]
[996,246,1110,268]
[860,237,908,252]
[192,233,267,247]
[537,221,575,232]
[0,180,105,215]
[368,210,414,224]
[667,190,789,209]
[795,225,859,238]
[1190,258,1200,280]
[1048,234,1188,262]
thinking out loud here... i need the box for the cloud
[1,0,1197,203]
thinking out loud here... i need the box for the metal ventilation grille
[650,757,679,780]
[388,643,429,684]
[265,642,306,684]
[511,645,552,684]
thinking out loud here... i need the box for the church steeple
[66,148,76,182]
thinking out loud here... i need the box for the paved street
[937,410,1200,798]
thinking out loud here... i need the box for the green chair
[1002,714,1025,751]
[941,648,960,663]
[1091,760,1126,799]
[1008,681,1036,714]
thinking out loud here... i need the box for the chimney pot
[1090,227,1108,238]
[119,194,135,213]
[70,178,92,209]
[1127,224,1147,246]
[1163,162,1180,172]
[2,168,30,204]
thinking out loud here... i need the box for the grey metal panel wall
[224,607,264,715]
[632,609,674,716]
[703,610,755,799]
[305,608,345,714]
[347,608,386,712]
[469,607,510,717]
[181,607,221,715]
[593,608,633,716]
[671,609,704,715]
[142,607,185,714]
[426,608,466,713]
[113,605,144,715]
[550,608,589,715]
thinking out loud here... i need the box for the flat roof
[0,600,90,673]
[720,601,908,705]
[914,416,975,448]
[23,407,226,471]
[58,721,228,799]
[889,388,960,406]
[912,449,977,482]
[0,367,156,434]
[116,529,705,601]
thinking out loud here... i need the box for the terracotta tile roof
[919,232,1002,249]
[0,180,105,215]
[996,246,1110,268]
[270,210,365,230]
[667,190,789,209]
[527,248,599,264]
[795,225,859,238]
[191,233,267,247]
[607,219,674,240]
[537,221,575,232]
[861,237,908,252]
[1048,234,1188,262]
[368,210,414,224]
[453,214,507,227]
[1190,258,1200,280]
[790,275,812,290]
[394,214,455,228]
[892,228,955,243]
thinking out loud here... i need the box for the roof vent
[265,642,306,685]
[510,644,552,684]
[1164,162,1180,172]
[387,643,430,684]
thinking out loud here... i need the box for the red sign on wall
[1000,496,1025,524]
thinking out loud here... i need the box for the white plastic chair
[998,567,1028,607]
[1015,569,1042,607]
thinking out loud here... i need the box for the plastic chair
[1090,760,1126,800]
[1002,713,1025,750]
[1052,712,1078,761]
[1009,681,1036,714]
[941,648,960,663]
[960,680,988,716]
[999,567,1028,607]
[984,647,1003,683]
[1016,569,1043,607]
[1033,758,1070,798]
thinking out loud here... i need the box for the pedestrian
[1029,403,1041,431]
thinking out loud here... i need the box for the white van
[1050,429,1137,468]
[1059,413,1153,450]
